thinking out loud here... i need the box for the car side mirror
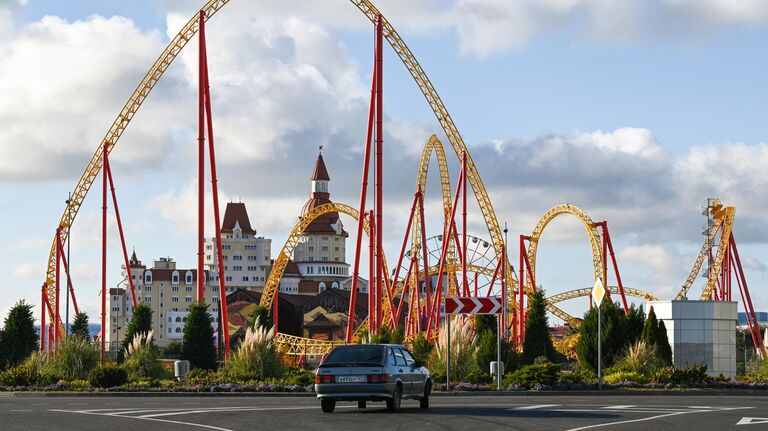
[412,360,423,368]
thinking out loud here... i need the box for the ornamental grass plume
[432,316,478,382]
[223,324,282,381]
[124,331,163,380]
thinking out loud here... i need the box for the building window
[186,286,192,292]
[212,297,219,303]
[242,276,249,282]
[185,296,192,302]
[144,271,152,284]
[319,282,327,292]
[175,328,182,333]
[144,296,151,302]
[172,296,179,303]
[186,271,193,284]
[172,271,179,284]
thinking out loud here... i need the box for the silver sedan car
[315,344,432,413]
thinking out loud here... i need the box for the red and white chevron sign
[444,296,502,315]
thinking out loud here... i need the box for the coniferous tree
[576,300,626,372]
[522,289,557,365]
[625,304,645,346]
[120,303,153,362]
[656,320,673,365]
[182,302,217,370]
[70,312,90,340]
[0,301,38,369]
[475,314,497,335]
[640,306,660,348]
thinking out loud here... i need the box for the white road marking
[10,409,31,412]
[737,417,768,426]
[564,407,753,431]
[601,405,635,410]
[509,404,560,411]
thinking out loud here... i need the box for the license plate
[336,375,366,383]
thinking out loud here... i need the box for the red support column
[100,142,108,362]
[104,155,138,310]
[199,18,230,357]
[374,15,384,334]
[40,284,47,352]
[462,152,468,297]
[346,60,377,342]
[600,222,629,313]
[418,192,431,327]
[428,166,464,333]
[500,244,507,339]
[518,235,525,346]
[390,192,419,328]
[54,227,61,349]
[196,10,206,304]
[368,210,376,334]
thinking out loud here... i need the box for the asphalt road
[1,393,767,430]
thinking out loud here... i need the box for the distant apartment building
[204,202,272,293]
[107,253,221,348]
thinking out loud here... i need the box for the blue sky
[1,0,767,326]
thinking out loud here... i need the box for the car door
[402,348,424,395]
[392,347,411,395]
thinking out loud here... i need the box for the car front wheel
[358,401,367,409]
[321,399,336,413]
[386,384,402,412]
[420,382,431,409]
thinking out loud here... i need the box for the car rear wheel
[420,382,431,409]
[357,401,367,409]
[321,399,336,413]
[386,384,402,412]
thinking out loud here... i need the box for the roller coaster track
[41,0,514,338]
[545,286,658,324]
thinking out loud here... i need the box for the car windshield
[322,346,385,366]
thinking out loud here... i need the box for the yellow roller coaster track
[41,0,512,337]
[526,203,604,318]
[672,203,736,301]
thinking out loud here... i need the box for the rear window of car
[322,346,385,365]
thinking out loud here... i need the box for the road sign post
[592,279,606,391]
[444,296,504,391]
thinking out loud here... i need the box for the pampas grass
[223,324,282,381]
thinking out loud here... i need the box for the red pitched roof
[221,202,255,235]
[311,154,330,181]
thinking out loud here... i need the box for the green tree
[576,300,626,372]
[409,332,433,364]
[182,303,217,370]
[249,305,272,330]
[120,303,153,362]
[640,306,659,348]
[70,312,90,340]
[475,314,497,335]
[161,341,184,359]
[656,321,673,365]
[0,301,38,369]
[625,305,645,346]
[522,290,557,365]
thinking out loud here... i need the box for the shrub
[283,367,314,386]
[123,331,163,380]
[745,358,768,383]
[54,336,99,380]
[464,369,493,384]
[0,301,38,370]
[184,368,219,385]
[604,371,649,384]
[503,360,561,389]
[89,365,128,388]
[614,340,665,377]
[222,324,282,381]
[431,317,478,382]
[654,364,709,385]
[120,303,153,363]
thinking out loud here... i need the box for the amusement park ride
[37,0,766,360]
